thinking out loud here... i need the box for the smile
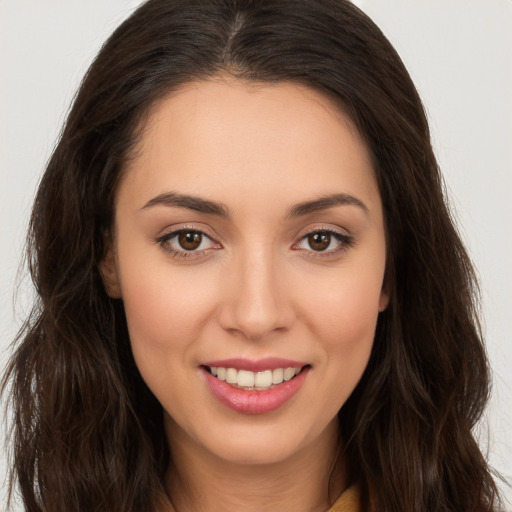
[207,366,303,391]
[201,359,311,414]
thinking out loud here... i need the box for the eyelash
[154,227,221,260]
[292,227,354,259]
[154,226,354,260]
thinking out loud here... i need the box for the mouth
[200,357,311,414]
[203,365,308,391]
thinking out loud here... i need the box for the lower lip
[203,366,310,414]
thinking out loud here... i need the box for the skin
[101,76,388,512]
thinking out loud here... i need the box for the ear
[378,289,390,312]
[378,266,391,312]
[99,244,122,299]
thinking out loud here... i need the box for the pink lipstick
[201,358,310,414]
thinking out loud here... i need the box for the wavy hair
[2,0,501,510]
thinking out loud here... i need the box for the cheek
[118,265,217,416]
[317,294,379,412]
[121,271,211,348]
[320,284,379,370]
[116,242,226,375]
[295,259,383,399]
[123,276,181,348]
[299,262,383,341]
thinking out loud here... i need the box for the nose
[217,246,295,341]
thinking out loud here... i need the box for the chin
[208,436,303,466]
[195,416,334,467]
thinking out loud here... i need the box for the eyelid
[291,224,354,257]
[153,224,222,259]
[152,222,353,260]
[154,222,219,239]
[295,222,351,238]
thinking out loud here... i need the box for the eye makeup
[292,226,355,260]
[153,222,354,262]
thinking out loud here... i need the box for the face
[103,77,388,466]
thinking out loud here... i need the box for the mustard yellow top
[328,485,361,512]
[159,484,362,512]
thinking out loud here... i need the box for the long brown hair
[2,1,501,510]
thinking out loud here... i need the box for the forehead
[120,77,380,214]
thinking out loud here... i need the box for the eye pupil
[308,232,330,251]
[178,231,202,250]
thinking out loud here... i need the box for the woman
[1,0,502,511]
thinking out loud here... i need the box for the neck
[163,418,347,512]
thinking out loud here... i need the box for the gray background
[1,1,511,509]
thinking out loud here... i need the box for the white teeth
[254,369,272,388]
[225,368,238,384]
[237,370,255,387]
[283,367,296,381]
[208,366,303,390]
[272,368,284,384]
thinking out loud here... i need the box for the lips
[201,358,310,414]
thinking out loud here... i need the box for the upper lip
[201,357,308,372]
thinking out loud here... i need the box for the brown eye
[156,228,220,258]
[307,232,331,251]
[294,229,353,256]
[178,231,202,250]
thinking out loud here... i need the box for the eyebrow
[141,191,368,218]
[287,193,369,218]
[142,192,229,217]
